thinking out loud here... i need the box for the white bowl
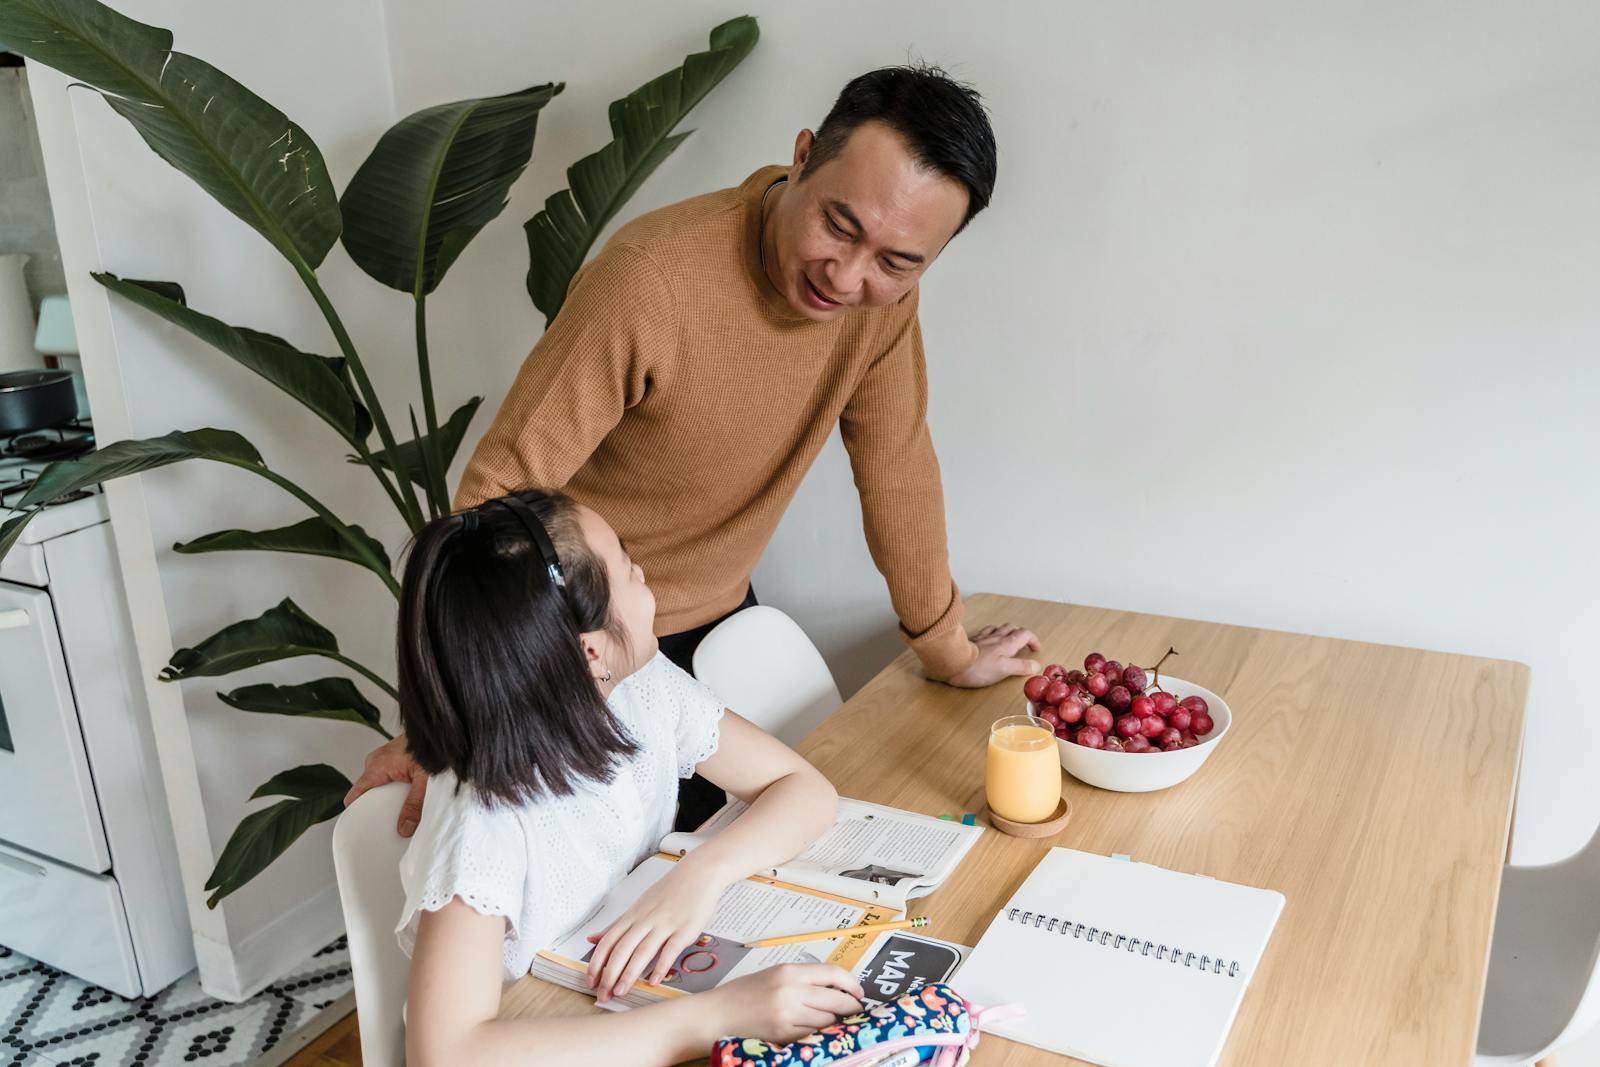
[1028,675,1231,793]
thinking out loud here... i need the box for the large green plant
[0,0,757,906]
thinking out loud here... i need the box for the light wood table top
[501,593,1528,1065]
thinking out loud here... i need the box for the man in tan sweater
[350,65,1041,832]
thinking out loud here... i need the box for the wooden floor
[282,1009,361,1066]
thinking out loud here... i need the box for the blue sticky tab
[1111,853,1131,862]
[962,813,977,826]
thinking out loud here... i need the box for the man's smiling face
[764,120,970,322]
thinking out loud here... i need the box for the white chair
[332,781,412,1067]
[692,605,842,746]
[1476,820,1600,1066]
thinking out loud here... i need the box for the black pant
[660,585,757,832]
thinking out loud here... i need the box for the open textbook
[661,797,984,909]
[529,797,981,1009]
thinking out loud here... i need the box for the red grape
[1044,680,1071,705]
[1122,666,1148,691]
[1168,708,1192,732]
[1107,686,1133,712]
[1179,695,1209,716]
[1023,675,1050,703]
[1129,695,1155,719]
[1064,669,1086,684]
[1084,652,1107,673]
[1190,711,1215,736]
[1077,727,1106,749]
[1040,708,1061,727]
[1140,715,1166,739]
[1152,692,1178,714]
[1125,734,1152,753]
[1044,664,1067,681]
[1160,727,1182,747]
[1085,705,1113,733]
[1179,736,1199,749]
[1104,736,1126,753]
[1163,740,1184,752]
[1103,660,1123,679]
[1085,672,1111,698]
[1059,701,1084,725]
[1115,714,1143,739]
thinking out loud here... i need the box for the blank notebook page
[955,847,1284,1067]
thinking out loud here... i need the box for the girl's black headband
[460,495,567,593]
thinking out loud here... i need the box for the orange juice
[986,716,1062,823]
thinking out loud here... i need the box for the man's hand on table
[344,733,427,837]
[946,623,1042,688]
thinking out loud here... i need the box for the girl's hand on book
[584,863,724,1001]
[706,963,864,1043]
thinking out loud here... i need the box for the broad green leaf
[173,516,390,572]
[524,16,757,323]
[19,428,262,507]
[94,273,360,440]
[218,678,387,735]
[0,0,341,268]
[354,396,481,486]
[341,84,563,296]
[249,762,356,802]
[0,511,39,563]
[160,598,336,680]
[203,763,349,907]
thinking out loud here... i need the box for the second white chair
[331,781,412,1067]
[692,605,842,746]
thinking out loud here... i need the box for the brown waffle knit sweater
[454,165,977,680]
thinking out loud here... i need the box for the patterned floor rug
[0,937,352,1067]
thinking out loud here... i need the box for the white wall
[39,0,1600,1026]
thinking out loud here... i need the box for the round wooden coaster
[984,795,1073,839]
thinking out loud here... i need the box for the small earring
[601,669,613,683]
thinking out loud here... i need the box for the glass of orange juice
[987,715,1062,824]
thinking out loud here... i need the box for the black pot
[0,370,78,436]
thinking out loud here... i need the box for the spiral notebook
[954,847,1284,1067]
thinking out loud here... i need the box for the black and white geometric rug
[0,937,352,1067]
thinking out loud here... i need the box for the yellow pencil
[743,916,930,950]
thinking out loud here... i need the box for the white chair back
[692,606,842,746]
[1476,819,1600,1065]
[331,782,411,1067]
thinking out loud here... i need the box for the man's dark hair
[396,489,637,806]
[802,64,997,233]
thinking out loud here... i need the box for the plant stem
[350,436,411,518]
[414,295,446,516]
[247,465,401,598]
[297,268,426,530]
[327,652,399,700]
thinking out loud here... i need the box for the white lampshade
[34,294,77,356]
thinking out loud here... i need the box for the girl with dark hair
[393,489,862,1065]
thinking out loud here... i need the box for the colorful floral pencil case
[711,983,1022,1067]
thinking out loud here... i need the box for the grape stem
[1149,647,1180,690]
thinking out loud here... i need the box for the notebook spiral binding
[1005,907,1241,977]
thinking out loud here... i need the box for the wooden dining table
[500,592,1529,1065]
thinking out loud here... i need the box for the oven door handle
[0,608,30,630]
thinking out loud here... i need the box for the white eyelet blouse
[394,652,725,980]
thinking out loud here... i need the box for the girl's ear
[578,632,608,680]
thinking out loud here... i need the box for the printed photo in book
[661,796,984,908]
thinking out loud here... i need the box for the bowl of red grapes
[1023,648,1231,793]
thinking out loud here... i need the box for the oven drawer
[0,841,141,997]
[0,580,109,871]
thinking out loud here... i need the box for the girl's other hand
[705,964,864,1044]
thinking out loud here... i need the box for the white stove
[0,420,193,997]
